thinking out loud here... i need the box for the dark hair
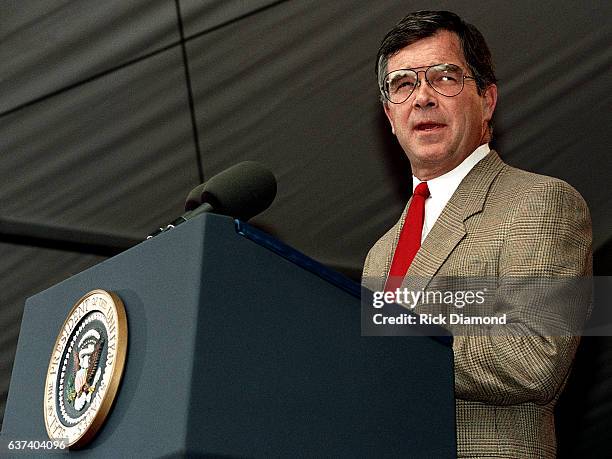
[376,11,497,98]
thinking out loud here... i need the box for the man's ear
[482,83,498,123]
[383,102,396,135]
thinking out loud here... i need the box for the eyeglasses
[381,63,476,104]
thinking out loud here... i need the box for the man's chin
[404,145,462,178]
[408,146,451,164]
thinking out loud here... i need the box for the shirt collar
[412,143,490,198]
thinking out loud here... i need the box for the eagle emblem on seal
[67,329,105,411]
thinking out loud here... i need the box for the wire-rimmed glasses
[382,63,476,104]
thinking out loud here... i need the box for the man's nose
[412,75,438,109]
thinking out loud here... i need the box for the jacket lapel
[405,151,506,283]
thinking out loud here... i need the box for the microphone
[197,160,277,220]
[184,182,207,212]
[147,161,277,238]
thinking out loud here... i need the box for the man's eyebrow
[388,70,413,78]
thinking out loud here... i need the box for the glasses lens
[384,70,417,104]
[426,64,464,97]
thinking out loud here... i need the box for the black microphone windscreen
[199,161,277,221]
[184,183,206,211]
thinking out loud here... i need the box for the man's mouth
[414,122,446,131]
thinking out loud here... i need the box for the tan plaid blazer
[362,151,592,458]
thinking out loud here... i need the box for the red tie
[385,182,430,292]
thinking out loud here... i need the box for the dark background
[1,1,610,456]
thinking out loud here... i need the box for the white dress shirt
[412,143,490,242]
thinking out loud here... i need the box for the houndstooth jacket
[362,151,592,458]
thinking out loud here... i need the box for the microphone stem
[146,202,214,239]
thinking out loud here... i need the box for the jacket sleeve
[452,179,592,405]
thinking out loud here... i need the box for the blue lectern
[2,213,455,457]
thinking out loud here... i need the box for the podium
[2,213,456,457]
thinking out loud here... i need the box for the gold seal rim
[43,289,128,448]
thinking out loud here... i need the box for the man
[362,11,592,458]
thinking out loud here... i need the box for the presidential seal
[44,289,127,448]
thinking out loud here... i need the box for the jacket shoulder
[494,163,589,213]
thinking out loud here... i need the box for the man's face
[383,30,497,180]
